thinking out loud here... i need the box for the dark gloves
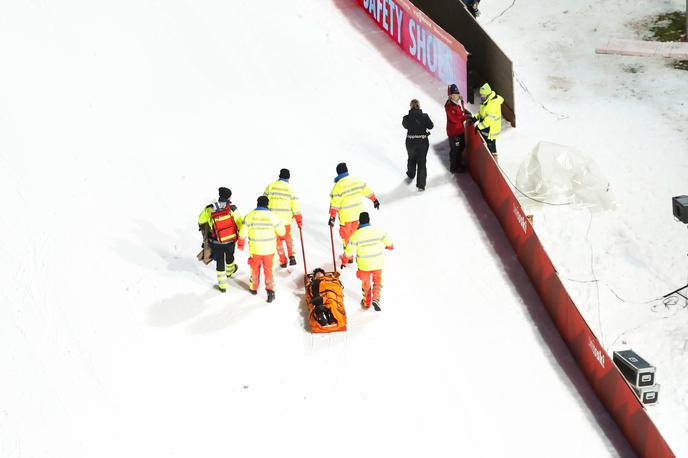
[328,216,335,226]
[373,199,380,210]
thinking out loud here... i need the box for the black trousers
[449,134,466,172]
[478,130,497,153]
[486,139,497,153]
[406,138,429,189]
[210,240,236,271]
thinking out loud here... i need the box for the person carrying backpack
[197,187,243,293]
[402,99,434,191]
[263,168,303,268]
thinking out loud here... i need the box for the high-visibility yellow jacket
[344,224,393,271]
[476,92,504,141]
[263,179,301,226]
[238,208,286,255]
[198,201,243,242]
[329,173,375,224]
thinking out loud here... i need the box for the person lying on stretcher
[309,268,338,327]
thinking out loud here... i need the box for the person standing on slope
[237,196,285,303]
[197,187,243,293]
[461,0,480,17]
[474,83,504,162]
[263,168,303,268]
[402,99,434,191]
[328,162,380,268]
[342,212,393,311]
[445,84,473,173]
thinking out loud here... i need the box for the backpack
[210,205,238,243]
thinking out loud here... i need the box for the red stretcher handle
[298,225,308,277]
[329,224,337,273]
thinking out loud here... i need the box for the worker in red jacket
[445,84,473,173]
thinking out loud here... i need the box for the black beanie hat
[312,268,325,277]
[279,168,290,179]
[359,212,370,225]
[257,196,269,208]
[218,187,232,200]
[336,162,348,174]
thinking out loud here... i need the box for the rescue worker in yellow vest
[237,196,285,303]
[474,83,504,162]
[342,212,393,311]
[328,162,380,268]
[197,187,243,292]
[263,168,302,268]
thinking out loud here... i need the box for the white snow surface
[0,0,683,456]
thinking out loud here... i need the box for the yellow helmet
[479,83,492,96]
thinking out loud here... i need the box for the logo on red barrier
[588,337,606,369]
[512,203,527,235]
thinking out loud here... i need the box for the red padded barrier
[465,128,674,457]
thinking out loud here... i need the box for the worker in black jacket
[402,99,434,191]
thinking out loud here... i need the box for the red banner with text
[355,0,468,99]
[464,128,674,457]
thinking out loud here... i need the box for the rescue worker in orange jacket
[197,187,243,292]
[237,196,285,303]
[342,212,393,311]
[328,162,380,268]
[263,168,302,268]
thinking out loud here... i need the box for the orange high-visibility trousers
[276,225,294,265]
[249,254,275,291]
[339,221,359,265]
[357,269,382,306]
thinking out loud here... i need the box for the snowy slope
[0,0,638,456]
[481,0,688,454]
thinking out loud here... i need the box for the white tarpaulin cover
[515,142,615,210]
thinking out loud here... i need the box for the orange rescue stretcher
[298,226,347,333]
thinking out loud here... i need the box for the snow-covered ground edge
[479,0,688,454]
